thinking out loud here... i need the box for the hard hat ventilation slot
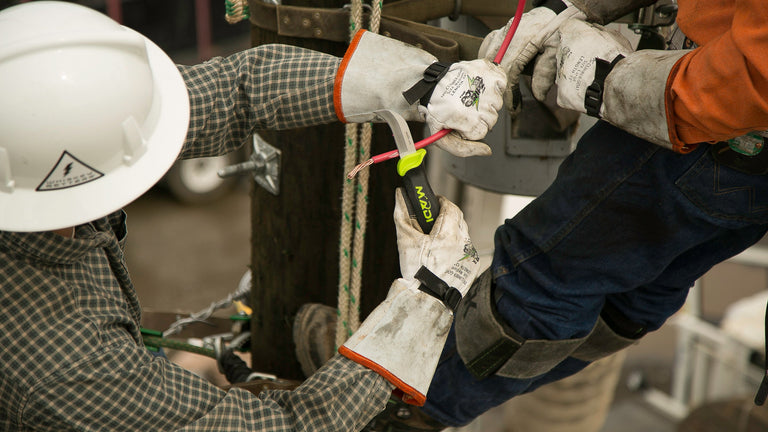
[0,148,15,193]
[121,116,148,166]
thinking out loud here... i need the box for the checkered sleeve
[178,45,341,160]
[18,332,390,431]
[19,348,390,431]
[180,355,393,431]
[0,227,393,431]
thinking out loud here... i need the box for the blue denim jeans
[423,121,768,426]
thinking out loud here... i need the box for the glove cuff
[603,49,689,152]
[339,279,453,406]
[334,30,435,123]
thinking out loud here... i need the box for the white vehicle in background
[162,149,247,205]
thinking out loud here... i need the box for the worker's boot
[293,303,447,431]
[292,303,337,377]
[362,397,447,431]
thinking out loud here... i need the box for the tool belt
[246,0,505,62]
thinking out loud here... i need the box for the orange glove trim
[664,56,698,154]
[333,29,367,124]
[338,345,427,406]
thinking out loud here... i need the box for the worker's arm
[17,343,390,431]
[478,0,655,117]
[340,190,482,406]
[179,355,393,431]
[177,38,504,161]
[519,0,768,153]
[177,44,340,160]
[666,0,768,146]
[0,257,391,430]
[0,224,393,431]
[519,18,688,151]
[495,0,768,152]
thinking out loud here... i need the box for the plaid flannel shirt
[0,45,392,431]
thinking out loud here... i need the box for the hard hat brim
[0,30,190,232]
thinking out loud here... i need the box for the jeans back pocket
[676,147,768,226]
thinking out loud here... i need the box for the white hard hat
[0,1,189,232]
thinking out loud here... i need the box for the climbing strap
[243,0,487,62]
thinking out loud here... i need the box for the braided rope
[336,0,364,348]
[336,124,359,347]
[349,0,365,36]
[224,0,250,24]
[337,0,382,348]
[370,0,382,33]
[348,122,370,333]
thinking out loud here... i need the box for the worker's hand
[539,19,633,114]
[393,188,480,296]
[538,18,687,151]
[334,30,503,157]
[419,59,506,157]
[478,1,585,118]
[338,189,481,406]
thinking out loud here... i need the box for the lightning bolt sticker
[36,151,104,191]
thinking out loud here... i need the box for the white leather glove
[335,30,505,157]
[339,189,482,406]
[541,19,633,113]
[418,59,505,157]
[393,190,480,293]
[478,0,585,117]
[541,19,689,150]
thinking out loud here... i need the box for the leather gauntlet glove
[478,0,585,117]
[335,30,505,157]
[339,190,482,406]
[537,19,689,150]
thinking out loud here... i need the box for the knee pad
[455,269,642,380]
[571,301,647,362]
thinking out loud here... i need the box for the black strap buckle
[402,62,451,107]
[584,54,624,118]
[414,266,462,312]
[584,82,604,117]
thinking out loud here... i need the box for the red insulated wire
[493,0,527,64]
[347,0,528,179]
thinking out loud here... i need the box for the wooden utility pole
[248,0,411,380]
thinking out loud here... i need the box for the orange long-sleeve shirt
[666,0,768,152]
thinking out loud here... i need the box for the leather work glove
[339,189,482,406]
[539,19,689,150]
[478,0,585,118]
[335,30,505,157]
